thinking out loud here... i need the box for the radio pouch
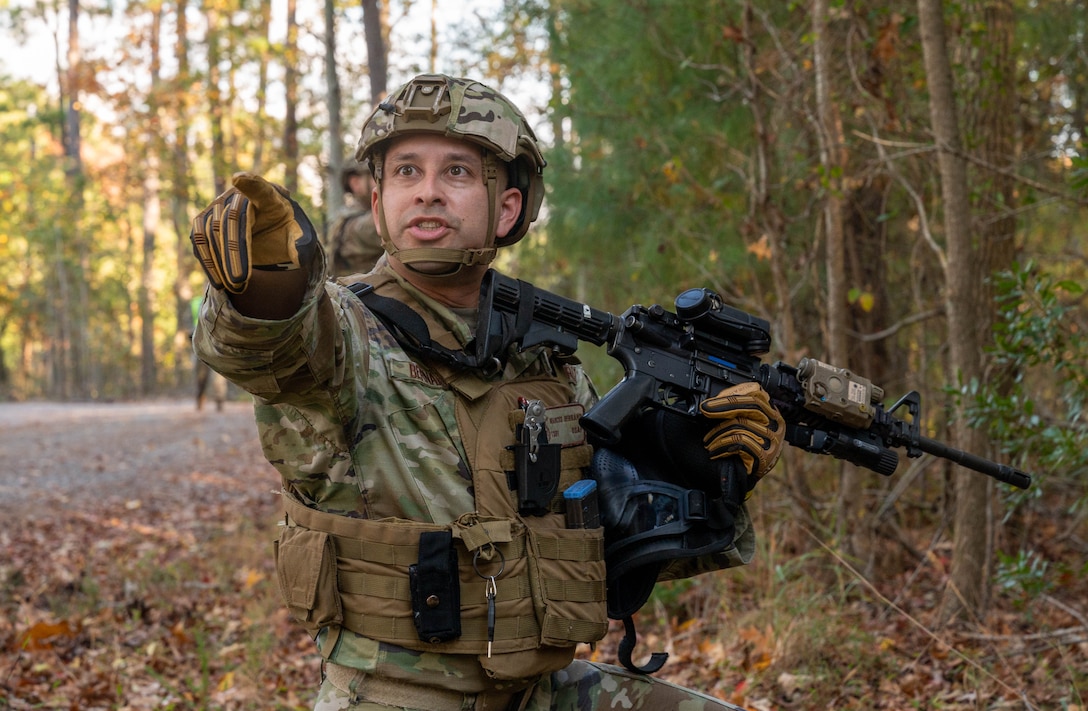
[409,530,462,644]
[513,441,562,515]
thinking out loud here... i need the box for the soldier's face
[373,134,521,276]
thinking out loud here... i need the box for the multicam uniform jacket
[193,251,608,693]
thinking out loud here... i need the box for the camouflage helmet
[356,74,545,252]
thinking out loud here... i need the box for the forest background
[1,0,1087,708]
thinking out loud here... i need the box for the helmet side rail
[475,270,1033,491]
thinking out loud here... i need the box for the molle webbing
[306,271,609,679]
[280,492,607,657]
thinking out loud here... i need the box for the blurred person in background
[324,158,383,277]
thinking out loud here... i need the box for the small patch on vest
[545,403,586,447]
[388,359,445,388]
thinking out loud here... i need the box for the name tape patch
[544,404,586,447]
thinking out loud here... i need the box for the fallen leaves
[15,619,82,651]
[1,468,317,710]
[578,541,1088,711]
[738,624,776,673]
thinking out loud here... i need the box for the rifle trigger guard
[480,356,503,378]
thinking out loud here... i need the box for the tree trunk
[917,0,991,623]
[546,7,566,156]
[361,0,388,105]
[252,1,272,172]
[172,0,195,386]
[429,0,438,72]
[326,0,344,227]
[140,5,163,395]
[63,0,83,185]
[284,0,300,194]
[813,0,848,368]
[951,0,1019,619]
[59,0,89,399]
[206,3,227,197]
[813,0,870,570]
[966,0,1018,292]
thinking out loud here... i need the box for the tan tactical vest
[273,273,608,683]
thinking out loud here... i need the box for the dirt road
[0,399,272,518]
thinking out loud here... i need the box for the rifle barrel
[916,434,1032,489]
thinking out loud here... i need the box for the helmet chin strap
[373,153,501,278]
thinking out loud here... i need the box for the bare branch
[847,307,944,343]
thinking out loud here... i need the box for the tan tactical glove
[190,172,316,294]
[700,382,786,490]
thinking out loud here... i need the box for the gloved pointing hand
[190,172,317,294]
[700,382,786,491]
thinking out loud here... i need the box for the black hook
[617,615,668,675]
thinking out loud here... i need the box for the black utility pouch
[409,530,462,644]
[513,441,562,515]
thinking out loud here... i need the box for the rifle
[476,271,1032,490]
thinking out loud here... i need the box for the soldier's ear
[371,190,382,236]
[495,187,523,239]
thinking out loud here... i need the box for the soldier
[190,74,784,710]
[190,295,228,411]
[324,158,383,278]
